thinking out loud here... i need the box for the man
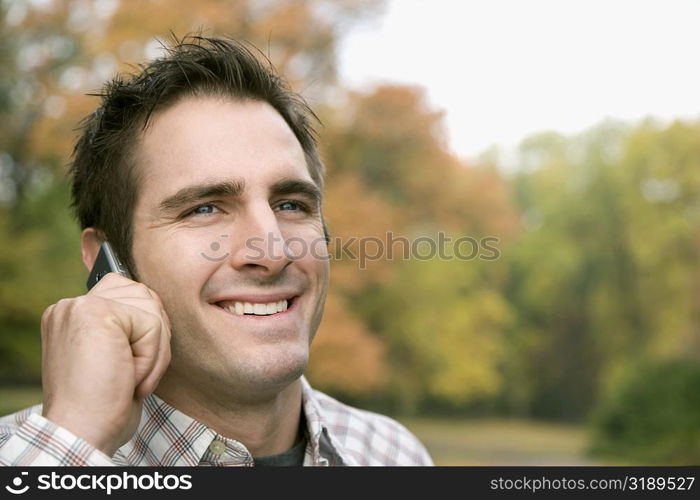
[0,36,432,466]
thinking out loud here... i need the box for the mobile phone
[86,241,132,290]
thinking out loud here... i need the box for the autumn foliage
[2,1,699,448]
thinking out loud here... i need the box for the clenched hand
[40,273,171,457]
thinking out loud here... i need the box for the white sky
[338,0,700,160]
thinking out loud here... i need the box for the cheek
[134,231,214,293]
[285,235,330,276]
[298,241,330,292]
[282,220,329,261]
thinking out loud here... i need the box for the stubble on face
[128,96,330,403]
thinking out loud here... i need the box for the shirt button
[209,440,226,456]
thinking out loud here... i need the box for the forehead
[134,96,311,203]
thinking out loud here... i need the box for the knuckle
[40,306,55,339]
[41,304,55,322]
[138,309,160,330]
[54,297,71,309]
[68,295,92,313]
[64,295,109,321]
[91,272,116,289]
[151,292,164,307]
[52,297,82,317]
[133,283,152,297]
[102,271,125,283]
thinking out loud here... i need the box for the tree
[503,119,700,422]
[315,85,519,410]
[0,0,384,384]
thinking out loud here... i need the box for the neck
[154,375,303,458]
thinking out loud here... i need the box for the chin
[220,344,309,391]
[167,316,312,396]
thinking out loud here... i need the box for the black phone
[86,241,132,291]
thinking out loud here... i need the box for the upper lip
[210,291,299,305]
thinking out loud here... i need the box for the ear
[80,228,103,272]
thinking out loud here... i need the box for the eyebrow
[157,177,322,214]
[270,178,322,206]
[158,179,245,213]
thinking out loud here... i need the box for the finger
[135,317,171,398]
[41,303,56,334]
[88,272,136,293]
[98,296,161,317]
[106,297,171,345]
[95,281,167,314]
[123,311,163,388]
[134,308,171,397]
[93,281,155,300]
[159,306,172,336]
[107,302,163,386]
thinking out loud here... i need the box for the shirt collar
[299,376,348,466]
[115,376,348,466]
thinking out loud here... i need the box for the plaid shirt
[0,377,432,466]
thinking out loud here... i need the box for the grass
[0,387,633,465]
[397,417,635,466]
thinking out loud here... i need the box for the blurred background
[1,0,699,465]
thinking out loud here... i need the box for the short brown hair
[70,35,326,275]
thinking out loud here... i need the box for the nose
[226,202,290,277]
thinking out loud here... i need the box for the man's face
[130,96,329,397]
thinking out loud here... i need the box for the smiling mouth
[215,297,296,316]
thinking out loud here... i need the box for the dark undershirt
[253,434,307,466]
[253,412,308,467]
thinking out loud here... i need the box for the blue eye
[191,204,218,215]
[278,201,300,211]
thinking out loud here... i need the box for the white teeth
[223,300,289,316]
